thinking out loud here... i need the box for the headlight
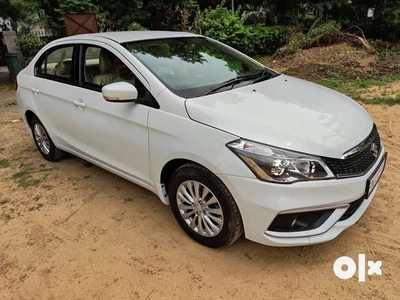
[227,140,335,183]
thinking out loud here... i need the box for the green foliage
[54,0,94,34]
[93,4,111,32]
[127,22,147,31]
[0,159,10,168]
[0,82,14,91]
[318,75,400,105]
[243,12,265,25]
[15,34,45,64]
[0,0,40,34]
[361,95,400,106]
[124,197,133,203]
[195,3,254,55]
[262,0,299,25]
[276,21,341,56]
[2,0,397,46]
[195,3,286,56]
[252,26,287,55]
[55,0,94,14]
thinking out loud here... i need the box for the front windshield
[125,37,272,98]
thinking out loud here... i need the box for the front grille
[339,196,365,221]
[323,126,381,178]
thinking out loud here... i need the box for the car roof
[56,31,201,44]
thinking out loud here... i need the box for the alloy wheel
[176,180,224,237]
[33,123,51,155]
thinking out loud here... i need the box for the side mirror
[102,82,138,102]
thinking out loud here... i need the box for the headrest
[54,60,71,76]
[99,49,114,74]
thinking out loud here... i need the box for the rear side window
[35,45,74,83]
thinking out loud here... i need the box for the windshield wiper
[252,69,280,83]
[197,73,262,97]
[197,69,279,97]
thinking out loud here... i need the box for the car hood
[185,75,373,158]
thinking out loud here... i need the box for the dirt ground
[1,55,400,299]
[268,43,400,85]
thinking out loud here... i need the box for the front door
[71,44,150,185]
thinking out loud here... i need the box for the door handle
[73,100,86,108]
[31,87,40,94]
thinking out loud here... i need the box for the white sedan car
[16,31,386,248]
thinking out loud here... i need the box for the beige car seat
[92,50,118,86]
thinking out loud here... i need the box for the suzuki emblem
[371,143,379,158]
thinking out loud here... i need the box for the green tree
[34,0,400,42]
[55,0,94,14]
[0,0,40,34]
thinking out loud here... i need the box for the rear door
[30,44,81,152]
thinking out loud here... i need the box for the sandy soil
[361,81,400,99]
[1,87,400,299]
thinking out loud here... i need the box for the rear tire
[168,163,243,248]
[30,116,64,161]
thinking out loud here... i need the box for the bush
[15,34,45,64]
[243,12,265,25]
[252,25,287,55]
[127,22,147,31]
[276,21,341,57]
[195,3,255,55]
[195,3,286,56]
[363,23,400,43]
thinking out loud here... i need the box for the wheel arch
[160,157,229,195]
[160,158,197,192]
[25,110,37,127]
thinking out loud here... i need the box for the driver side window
[79,44,159,108]
[83,46,118,87]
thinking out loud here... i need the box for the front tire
[168,163,243,248]
[30,116,64,161]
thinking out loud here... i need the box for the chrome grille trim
[341,125,378,159]
[322,125,381,178]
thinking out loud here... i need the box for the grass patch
[12,166,42,188]
[0,82,14,91]
[124,197,133,203]
[359,95,400,106]
[42,185,53,190]
[0,159,10,168]
[11,162,54,189]
[20,178,41,188]
[33,195,41,201]
[316,75,400,105]
[12,170,32,179]
[0,199,9,205]
[28,203,44,211]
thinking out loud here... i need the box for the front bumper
[219,148,386,247]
